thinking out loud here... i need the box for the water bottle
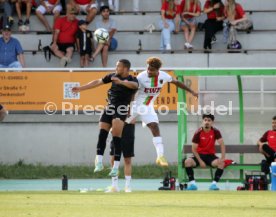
[271,162,276,191]
[176,180,180,191]
[225,180,230,191]
[62,175,68,190]
[38,39,42,51]
[138,39,142,51]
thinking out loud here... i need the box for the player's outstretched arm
[72,79,104,93]
[111,77,138,89]
[170,78,198,98]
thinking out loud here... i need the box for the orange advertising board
[0,71,198,111]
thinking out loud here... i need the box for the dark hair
[147,57,162,70]
[273,116,276,120]
[100,5,110,13]
[202,113,215,121]
[119,59,131,70]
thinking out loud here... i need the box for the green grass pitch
[1,191,276,217]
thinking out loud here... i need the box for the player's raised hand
[72,86,81,93]
[192,91,199,100]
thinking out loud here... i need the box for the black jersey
[102,73,138,106]
[76,29,93,53]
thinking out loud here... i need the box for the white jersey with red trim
[135,70,173,106]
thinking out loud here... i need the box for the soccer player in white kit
[126,57,198,166]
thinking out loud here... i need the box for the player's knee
[148,122,159,135]
[185,158,193,167]
[124,157,131,165]
[217,159,224,168]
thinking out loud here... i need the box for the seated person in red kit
[184,113,226,190]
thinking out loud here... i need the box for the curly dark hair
[146,57,162,70]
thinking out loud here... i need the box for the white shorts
[126,104,159,125]
[36,2,62,14]
[78,3,97,13]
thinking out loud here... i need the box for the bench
[182,144,263,182]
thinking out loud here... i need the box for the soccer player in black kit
[72,59,138,177]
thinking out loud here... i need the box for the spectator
[108,0,139,13]
[179,0,201,49]
[224,0,253,47]
[203,0,225,50]
[257,116,276,173]
[1,0,14,28]
[35,0,62,32]
[67,0,97,24]
[159,0,180,51]
[90,5,117,67]
[0,25,25,68]
[15,0,32,30]
[76,20,93,67]
[184,114,225,190]
[50,9,78,67]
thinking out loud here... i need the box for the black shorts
[57,43,75,53]
[192,154,218,167]
[0,104,3,110]
[80,49,92,56]
[110,124,135,158]
[99,105,128,124]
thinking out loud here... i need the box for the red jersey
[75,0,91,5]
[260,130,276,151]
[204,0,224,19]
[179,0,201,19]
[161,1,180,19]
[48,0,58,5]
[54,16,78,44]
[192,127,222,154]
[224,3,245,20]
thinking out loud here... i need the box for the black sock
[113,136,122,162]
[96,129,109,155]
[262,144,276,159]
[214,168,224,182]
[185,167,195,182]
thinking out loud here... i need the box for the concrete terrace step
[15,31,276,50]
[7,12,276,32]
[22,51,276,68]
[111,0,276,11]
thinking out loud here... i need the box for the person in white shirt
[126,57,198,166]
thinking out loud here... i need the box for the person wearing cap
[50,9,78,67]
[67,0,97,24]
[76,20,93,67]
[0,25,25,68]
[90,5,117,67]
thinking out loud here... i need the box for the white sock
[212,181,217,185]
[152,137,164,158]
[113,161,120,169]
[96,155,103,163]
[125,176,131,188]
[189,180,196,185]
[112,176,118,188]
